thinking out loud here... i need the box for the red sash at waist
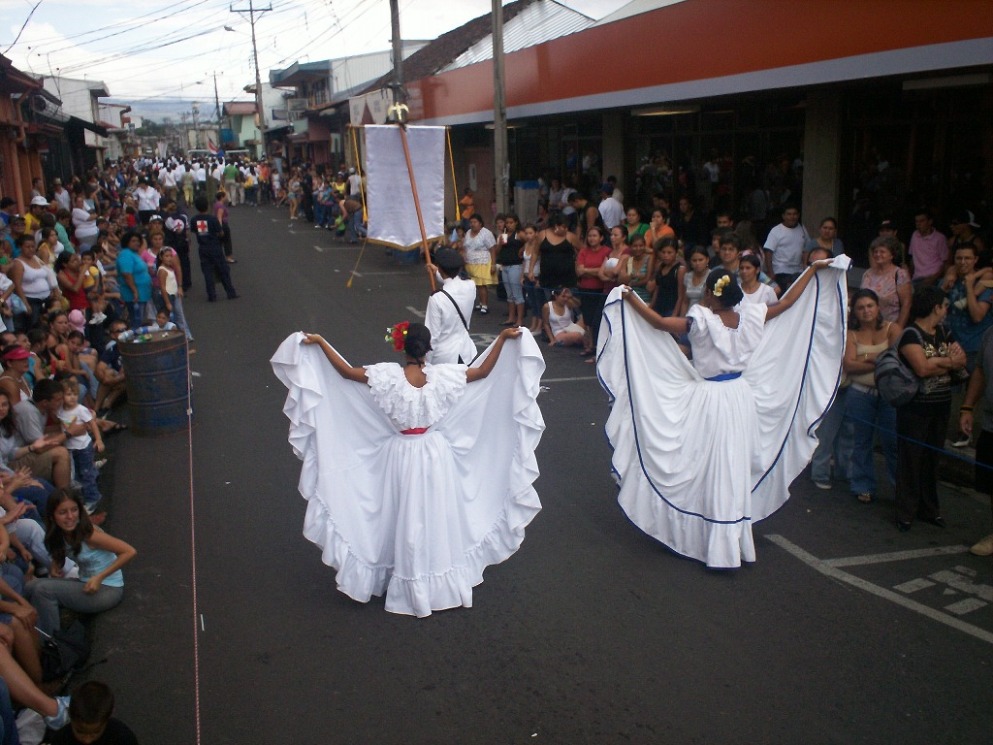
[400,427,428,435]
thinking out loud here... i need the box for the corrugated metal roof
[440,1,593,72]
[593,0,688,26]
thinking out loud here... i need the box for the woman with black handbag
[895,286,968,531]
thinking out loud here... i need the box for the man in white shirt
[424,249,476,365]
[597,183,624,229]
[347,167,362,199]
[134,178,161,224]
[763,205,809,292]
[52,179,71,212]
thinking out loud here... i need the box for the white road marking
[894,578,935,593]
[928,569,993,601]
[200,614,205,632]
[946,598,988,615]
[313,245,323,253]
[766,534,993,646]
[823,545,970,567]
[405,306,425,319]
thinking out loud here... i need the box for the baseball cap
[951,210,981,229]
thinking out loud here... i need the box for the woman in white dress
[271,323,545,617]
[597,257,849,568]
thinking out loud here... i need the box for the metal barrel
[119,330,191,436]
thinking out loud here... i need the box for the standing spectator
[670,195,708,249]
[648,238,686,318]
[115,231,152,329]
[644,208,675,249]
[939,244,993,371]
[895,286,967,532]
[52,179,71,212]
[763,204,809,293]
[860,236,912,329]
[424,248,475,365]
[597,184,624,230]
[574,226,611,359]
[215,191,235,264]
[843,289,900,503]
[959,327,993,556]
[191,197,238,302]
[805,216,843,256]
[497,214,526,328]
[877,219,906,264]
[907,208,947,286]
[133,179,160,225]
[163,199,192,292]
[222,160,240,206]
[948,210,988,267]
[462,214,497,315]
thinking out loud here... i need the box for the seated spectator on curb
[0,623,70,730]
[10,379,71,489]
[542,287,585,347]
[94,322,128,416]
[25,489,136,637]
[48,680,139,745]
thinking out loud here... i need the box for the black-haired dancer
[272,323,545,617]
[597,258,849,568]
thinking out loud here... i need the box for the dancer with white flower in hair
[271,321,545,617]
[597,256,850,568]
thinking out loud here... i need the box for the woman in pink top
[860,236,911,328]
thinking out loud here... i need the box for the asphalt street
[91,203,993,744]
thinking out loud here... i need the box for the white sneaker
[43,696,70,730]
[813,481,831,490]
[970,533,993,556]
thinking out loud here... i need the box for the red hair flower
[385,321,410,352]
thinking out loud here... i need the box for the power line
[3,0,45,55]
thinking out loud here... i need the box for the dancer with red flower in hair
[271,322,545,617]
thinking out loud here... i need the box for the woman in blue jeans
[843,289,901,502]
[25,489,136,636]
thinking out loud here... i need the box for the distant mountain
[105,98,223,124]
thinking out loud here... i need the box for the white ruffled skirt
[597,266,848,568]
[271,332,545,616]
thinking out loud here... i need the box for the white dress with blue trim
[597,258,849,568]
[271,331,545,616]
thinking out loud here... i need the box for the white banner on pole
[365,125,445,250]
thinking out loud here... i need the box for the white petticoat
[597,259,849,568]
[271,332,545,616]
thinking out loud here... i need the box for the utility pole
[191,102,201,149]
[492,0,508,214]
[230,0,270,154]
[388,0,406,115]
[213,72,223,125]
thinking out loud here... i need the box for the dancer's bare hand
[499,327,522,340]
[301,333,324,345]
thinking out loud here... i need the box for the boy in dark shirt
[191,196,238,302]
[49,681,139,744]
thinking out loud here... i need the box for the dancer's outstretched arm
[622,288,690,335]
[302,334,369,383]
[467,327,521,383]
[765,259,833,321]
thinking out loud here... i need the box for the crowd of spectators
[0,158,226,741]
[439,173,992,556]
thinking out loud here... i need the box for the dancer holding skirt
[597,256,850,568]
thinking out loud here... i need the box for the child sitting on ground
[48,680,139,744]
[57,379,104,516]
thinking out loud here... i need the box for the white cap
[30,196,49,207]
[349,167,356,174]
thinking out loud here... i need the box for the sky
[1,0,627,118]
